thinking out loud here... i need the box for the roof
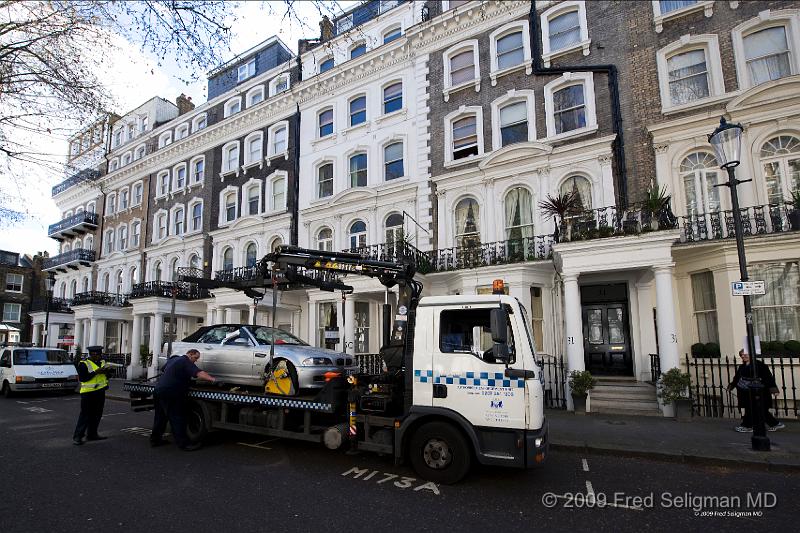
[206,35,294,77]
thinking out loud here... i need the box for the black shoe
[87,435,108,441]
[73,438,84,446]
[179,442,202,452]
[150,438,170,447]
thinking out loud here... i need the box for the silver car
[166,324,356,390]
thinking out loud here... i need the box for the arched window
[318,163,333,198]
[317,228,333,251]
[85,235,93,250]
[385,213,404,247]
[222,247,234,271]
[680,153,720,215]
[349,221,367,249]
[130,267,137,288]
[245,243,258,268]
[168,258,178,282]
[349,95,366,126]
[505,187,535,241]
[383,82,402,114]
[101,273,110,292]
[82,276,89,293]
[69,280,77,298]
[349,153,367,188]
[454,198,480,248]
[59,281,66,298]
[116,271,123,294]
[760,135,800,205]
[189,254,200,271]
[270,237,283,252]
[559,176,592,211]
[350,42,366,59]
[153,261,162,282]
[384,142,404,180]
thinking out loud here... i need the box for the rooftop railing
[47,211,99,238]
[43,249,96,270]
[51,169,100,196]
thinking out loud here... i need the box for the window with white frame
[320,57,334,73]
[82,276,90,292]
[383,25,402,44]
[223,190,237,222]
[349,153,367,188]
[752,261,800,343]
[269,237,283,252]
[192,157,205,183]
[317,228,333,251]
[106,194,116,215]
[733,12,800,90]
[245,243,258,268]
[134,144,146,160]
[122,152,132,166]
[351,42,367,59]
[544,72,597,138]
[238,58,256,82]
[540,1,590,66]
[318,163,334,198]
[74,238,82,250]
[119,189,129,210]
[140,115,149,133]
[126,123,135,141]
[113,129,122,147]
[691,270,719,344]
[760,135,800,205]
[318,108,334,137]
[383,82,402,114]
[271,176,286,211]
[451,114,479,160]
[131,221,141,247]
[659,0,698,15]
[157,171,170,196]
[192,113,207,132]
[173,207,185,236]
[560,175,593,210]
[85,234,93,250]
[247,86,265,107]
[269,74,290,96]
[153,261,162,282]
[189,254,200,271]
[385,213,404,248]
[245,183,260,215]
[156,213,167,240]
[269,123,288,156]
[105,229,114,253]
[681,152,721,215]
[222,247,234,271]
[652,1,713,33]
[244,132,263,165]
[5,273,23,293]
[657,35,725,111]
[349,95,366,126]
[349,220,367,249]
[158,131,172,148]
[454,198,480,248]
[118,225,128,249]
[445,43,478,90]
[3,303,21,322]
[132,182,143,205]
[170,259,179,282]
[190,202,203,231]
[175,123,189,140]
[174,165,186,190]
[109,159,119,172]
[384,142,404,180]
[446,0,470,9]
[504,187,535,241]
[224,97,242,118]
[499,101,529,147]
[490,22,531,83]
[222,142,240,173]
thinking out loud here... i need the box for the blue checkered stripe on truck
[413,369,524,388]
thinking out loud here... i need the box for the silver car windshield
[250,326,308,346]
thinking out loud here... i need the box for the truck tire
[409,421,471,484]
[185,401,208,444]
[2,381,13,398]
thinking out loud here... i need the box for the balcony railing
[214,266,263,283]
[71,291,129,307]
[52,169,100,196]
[48,211,99,240]
[128,281,210,300]
[43,249,96,271]
[680,204,800,243]
[344,240,432,273]
[30,297,73,313]
[555,203,680,242]
[428,236,555,273]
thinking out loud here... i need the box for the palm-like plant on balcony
[538,191,582,242]
[643,184,671,231]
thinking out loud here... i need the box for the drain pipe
[529,1,628,208]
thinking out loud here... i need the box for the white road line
[582,458,589,472]
[585,481,595,497]
[237,442,272,450]
[103,412,129,417]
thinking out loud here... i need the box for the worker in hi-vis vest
[73,346,112,445]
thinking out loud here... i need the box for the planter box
[674,398,693,421]
[572,393,587,415]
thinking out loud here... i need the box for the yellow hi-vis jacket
[79,359,109,394]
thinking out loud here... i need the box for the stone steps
[590,380,662,416]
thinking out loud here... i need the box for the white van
[0,346,79,397]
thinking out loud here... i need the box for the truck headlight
[535,437,543,448]
[302,357,333,366]
[15,376,35,383]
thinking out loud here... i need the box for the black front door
[582,303,633,376]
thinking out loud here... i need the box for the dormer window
[175,123,189,140]
[238,58,255,82]
[247,86,265,107]
[270,74,290,96]
[320,57,334,73]
[383,26,402,44]
[351,42,367,59]
[192,113,207,132]
[224,97,242,118]
[158,131,172,148]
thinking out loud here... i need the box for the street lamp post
[708,117,770,452]
[43,273,55,348]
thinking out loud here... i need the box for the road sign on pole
[731,281,766,296]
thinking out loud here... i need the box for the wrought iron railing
[128,281,209,300]
[557,203,679,242]
[540,354,567,409]
[214,266,263,283]
[428,236,554,272]
[71,291,128,307]
[344,241,432,273]
[48,211,99,236]
[43,249,96,269]
[680,204,799,243]
[52,169,101,196]
[30,297,73,313]
[649,353,661,383]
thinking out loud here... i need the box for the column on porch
[653,265,680,373]
[345,298,355,355]
[150,312,164,370]
[562,274,584,411]
[206,306,218,325]
[32,323,41,347]
[337,298,346,353]
[128,314,143,379]
[88,319,99,347]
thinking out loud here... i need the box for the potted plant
[643,184,671,231]
[568,370,597,415]
[690,343,705,357]
[786,190,800,231]
[658,367,692,420]
[703,342,721,358]
[539,192,581,242]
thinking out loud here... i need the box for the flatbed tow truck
[124,245,548,483]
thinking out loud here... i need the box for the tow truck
[124,245,548,483]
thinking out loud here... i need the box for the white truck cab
[0,346,79,397]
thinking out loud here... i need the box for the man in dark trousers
[728,349,786,433]
[73,346,112,445]
[150,348,215,451]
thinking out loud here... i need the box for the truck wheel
[2,381,13,398]
[185,402,208,444]
[409,422,471,484]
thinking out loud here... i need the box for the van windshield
[250,326,307,346]
[13,349,72,365]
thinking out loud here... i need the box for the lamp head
[708,117,744,169]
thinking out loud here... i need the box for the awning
[0,323,21,332]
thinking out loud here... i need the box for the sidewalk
[547,408,800,472]
[107,379,799,471]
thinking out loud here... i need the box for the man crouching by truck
[150,349,216,451]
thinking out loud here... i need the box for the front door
[582,303,632,376]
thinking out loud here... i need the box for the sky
[0,0,356,258]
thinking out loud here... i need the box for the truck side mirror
[490,307,508,344]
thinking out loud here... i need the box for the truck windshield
[518,302,539,364]
[13,349,72,365]
[249,326,308,346]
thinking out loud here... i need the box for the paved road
[0,393,796,533]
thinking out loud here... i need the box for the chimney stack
[176,93,195,116]
[320,15,334,42]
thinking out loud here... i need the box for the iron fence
[680,204,799,243]
[71,291,128,307]
[684,354,799,419]
[30,297,73,313]
[540,354,567,409]
[47,211,99,236]
[128,281,210,300]
[429,236,554,272]
[560,202,679,242]
[649,353,661,383]
[356,353,384,375]
[43,248,96,270]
